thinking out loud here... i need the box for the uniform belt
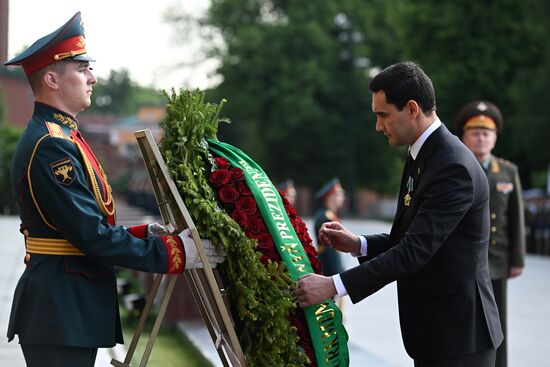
[26,237,84,256]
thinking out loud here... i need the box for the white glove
[148,223,170,237]
[178,229,226,269]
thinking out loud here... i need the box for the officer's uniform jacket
[7,102,184,347]
[485,155,525,279]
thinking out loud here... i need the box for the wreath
[158,89,348,367]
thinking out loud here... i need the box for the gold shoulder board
[45,122,68,140]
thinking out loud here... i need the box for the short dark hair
[27,61,69,94]
[369,61,436,115]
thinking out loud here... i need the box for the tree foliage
[0,89,23,213]
[168,0,550,191]
[88,69,163,115]
[169,1,403,194]
[386,0,548,187]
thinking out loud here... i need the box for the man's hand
[178,229,226,269]
[319,221,361,254]
[294,273,337,308]
[509,266,523,278]
[147,223,170,236]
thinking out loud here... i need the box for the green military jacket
[8,102,184,348]
[485,156,526,279]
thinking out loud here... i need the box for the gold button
[23,229,29,237]
[25,253,31,261]
[491,226,497,232]
[491,213,496,219]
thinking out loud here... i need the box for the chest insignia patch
[50,157,76,185]
[496,181,513,194]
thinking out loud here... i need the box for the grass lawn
[116,269,214,367]
[120,310,214,367]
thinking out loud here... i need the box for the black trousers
[491,278,507,367]
[21,345,98,367]
[414,348,497,367]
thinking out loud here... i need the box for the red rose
[280,194,290,207]
[230,210,248,229]
[245,231,261,241]
[256,233,274,249]
[214,157,231,169]
[218,184,240,203]
[230,167,245,182]
[297,230,312,244]
[237,181,252,196]
[247,215,267,234]
[293,217,306,231]
[309,257,323,275]
[303,243,318,258]
[236,196,257,215]
[285,205,297,219]
[209,169,231,188]
[260,254,271,265]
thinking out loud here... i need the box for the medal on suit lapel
[404,176,413,206]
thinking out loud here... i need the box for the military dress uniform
[484,155,525,366]
[456,100,525,367]
[4,12,185,366]
[314,209,343,276]
[314,179,344,277]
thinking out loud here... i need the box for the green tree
[88,69,163,115]
[387,0,547,186]
[168,0,403,195]
[0,89,23,214]
[497,0,550,188]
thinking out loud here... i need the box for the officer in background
[278,179,297,207]
[4,12,224,367]
[314,178,345,278]
[455,100,525,367]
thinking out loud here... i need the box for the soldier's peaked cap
[316,178,343,200]
[4,12,94,76]
[455,100,503,138]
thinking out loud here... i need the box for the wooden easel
[111,129,246,367]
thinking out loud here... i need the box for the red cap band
[22,35,87,75]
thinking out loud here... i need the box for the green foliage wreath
[158,89,310,366]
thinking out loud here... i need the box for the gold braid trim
[72,138,116,217]
[28,135,58,230]
[167,236,183,272]
[53,113,78,130]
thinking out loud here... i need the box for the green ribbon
[208,139,349,367]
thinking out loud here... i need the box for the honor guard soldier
[456,100,525,367]
[278,179,297,207]
[314,178,345,278]
[4,12,224,367]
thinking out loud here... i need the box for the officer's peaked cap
[4,12,94,76]
[455,100,503,138]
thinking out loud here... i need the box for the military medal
[404,176,413,206]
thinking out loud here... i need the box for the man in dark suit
[4,12,224,367]
[456,100,525,367]
[294,62,503,366]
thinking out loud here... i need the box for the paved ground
[1,212,549,366]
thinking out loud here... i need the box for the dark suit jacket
[340,124,503,361]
